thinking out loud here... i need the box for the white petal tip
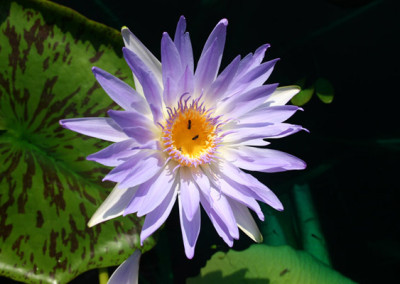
[87,218,98,228]
[185,249,195,259]
[280,85,301,94]
[108,250,141,284]
[219,19,228,26]
[238,224,263,243]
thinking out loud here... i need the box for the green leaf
[291,78,314,106]
[315,78,334,104]
[0,0,155,283]
[187,245,355,284]
[292,184,330,266]
[261,194,299,248]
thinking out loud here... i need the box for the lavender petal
[179,195,201,259]
[59,117,128,142]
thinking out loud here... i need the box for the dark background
[45,0,400,283]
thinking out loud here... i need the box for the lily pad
[0,0,154,283]
[187,245,355,284]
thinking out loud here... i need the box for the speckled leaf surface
[0,0,155,283]
[187,245,355,284]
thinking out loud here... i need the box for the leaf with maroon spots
[0,0,155,283]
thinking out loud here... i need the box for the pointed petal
[180,33,194,72]
[161,32,183,85]
[107,110,158,143]
[140,187,177,244]
[205,55,240,104]
[236,44,270,77]
[104,150,163,188]
[199,164,221,190]
[227,58,279,97]
[191,166,211,192]
[87,139,138,167]
[238,105,302,125]
[199,193,233,246]
[92,67,150,114]
[198,185,239,239]
[173,17,194,71]
[107,110,155,129]
[177,66,194,99]
[179,195,201,259]
[237,58,279,88]
[180,167,200,221]
[265,85,301,106]
[163,66,194,107]
[194,19,228,95]
[230,200,263,243]
[223,138,270,147]
[220,83,278,118]
[123,183,150,216]
[200,19,228,60]
[224,146,306,173]
[174,16,187,51]
[218,161,283,211]
[59,117,128,142]
[223,123,305,145]
[108,250,141,284]
[194,39,219,95]
[219,176,264,220]
[123,127,158,144]
[136,167,177,217]
[88,184,138,227]
[162,77,178,107]
[121,26,162,87]
[123,47,163,122]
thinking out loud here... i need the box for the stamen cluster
[161,95,223,167]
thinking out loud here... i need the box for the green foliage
[291,78,314,106]
[291,77,334,106]
[315,78,334,104]
[190,183,353,283]
[261,184,331,264]
[187,245,355,284]
[0,0,154,283]
[292,184,330,266]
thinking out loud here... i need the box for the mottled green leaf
[187,245,355,284]
[315,78,334,104]
[0,0,155,283]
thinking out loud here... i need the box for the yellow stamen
[162,97,221,167]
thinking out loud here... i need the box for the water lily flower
[108,250,141,284]
[60,16,306,259]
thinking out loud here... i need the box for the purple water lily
[60,16,306,259]
[108,250,141,284]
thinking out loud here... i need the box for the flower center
[162,96,222,167]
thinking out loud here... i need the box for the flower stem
[98,268,109,284]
